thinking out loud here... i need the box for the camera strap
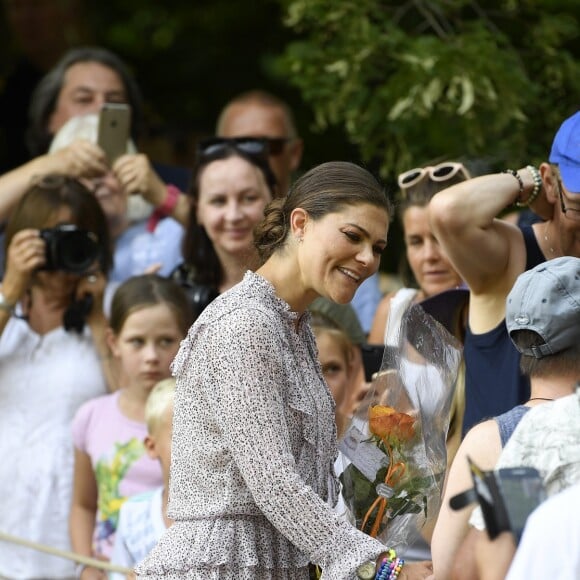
[63,294,94,334]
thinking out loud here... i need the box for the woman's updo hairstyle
[255,161,392,262]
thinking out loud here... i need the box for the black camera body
[182,281,219,319]
[40,224,99,274]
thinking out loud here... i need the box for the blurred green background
[1,0,579,272]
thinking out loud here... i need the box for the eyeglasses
[262,137,292,155]
[555,176,580,221]
[398,162,470,191]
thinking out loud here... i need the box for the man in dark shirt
[429,111,580,434]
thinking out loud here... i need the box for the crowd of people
[0,40,579,580]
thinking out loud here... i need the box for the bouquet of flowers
[339,303,462,549]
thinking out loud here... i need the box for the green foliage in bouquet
[339,405,434,538]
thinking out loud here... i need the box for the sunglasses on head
[398,162,470,191]
[198,136,291,159]
[197,137,269,160]
[196,137,278,194]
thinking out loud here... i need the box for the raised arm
[0,141,108,222]
[428,170,534,293]
[113,154,191,227]
[0,229,46,337]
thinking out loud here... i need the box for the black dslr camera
[39,224,99,274]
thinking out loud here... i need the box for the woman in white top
[0,175,113,578]
[367,163,470,562]
[368,162,469,449]
[136,162,432,579]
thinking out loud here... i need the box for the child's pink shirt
[72,390,163,559]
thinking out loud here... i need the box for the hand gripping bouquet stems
[338,304,462,550]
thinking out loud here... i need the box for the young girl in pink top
[70,274,193,578]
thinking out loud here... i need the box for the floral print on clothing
[95,438,145,552]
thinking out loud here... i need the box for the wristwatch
[356,560,376,580]
[0,291,16,314]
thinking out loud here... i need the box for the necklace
[543,224,555,255]
[528,397,554,402]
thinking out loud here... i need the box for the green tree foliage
[277,0,580,177]
[86,0,294,138]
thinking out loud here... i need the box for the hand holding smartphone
[451,457,547,544]
[97,103,131,165]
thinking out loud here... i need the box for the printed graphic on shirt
[95,438,145,553]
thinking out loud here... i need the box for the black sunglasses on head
[197,137,268,159]
[196,137,278,194]
[197,136,291,159]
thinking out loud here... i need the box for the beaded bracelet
[502,169,525,205]
[375,559,390,580]
[375,557,405,580]
[525,165,542,206]
[388,558,405,580]
[356,549,400,580]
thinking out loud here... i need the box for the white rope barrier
[0,530,132,574]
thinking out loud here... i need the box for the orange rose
[369,405,416,442]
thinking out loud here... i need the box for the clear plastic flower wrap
[338,302,462,551]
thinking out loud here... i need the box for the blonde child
[109,378,176,579]
[70,275,192,579]
[311,312,357,439]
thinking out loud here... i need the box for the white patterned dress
[136,272,386,579]
[0,318,107,578]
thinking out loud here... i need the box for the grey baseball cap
[506,256,580,358]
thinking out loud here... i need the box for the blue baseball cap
[549,111,580,194]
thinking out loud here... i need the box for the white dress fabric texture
[136,272,386,579]
[0,317,107,579]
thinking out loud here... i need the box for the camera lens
[40,225,99,274]
[58,230,99,273]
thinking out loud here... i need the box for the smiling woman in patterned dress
[136,161,433,580]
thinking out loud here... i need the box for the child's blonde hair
[145,378,176,434]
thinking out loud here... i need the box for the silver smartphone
[97,103,131,165]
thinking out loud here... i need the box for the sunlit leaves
[277,0,580,176]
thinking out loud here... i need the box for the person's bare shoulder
[461,418,503,470]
